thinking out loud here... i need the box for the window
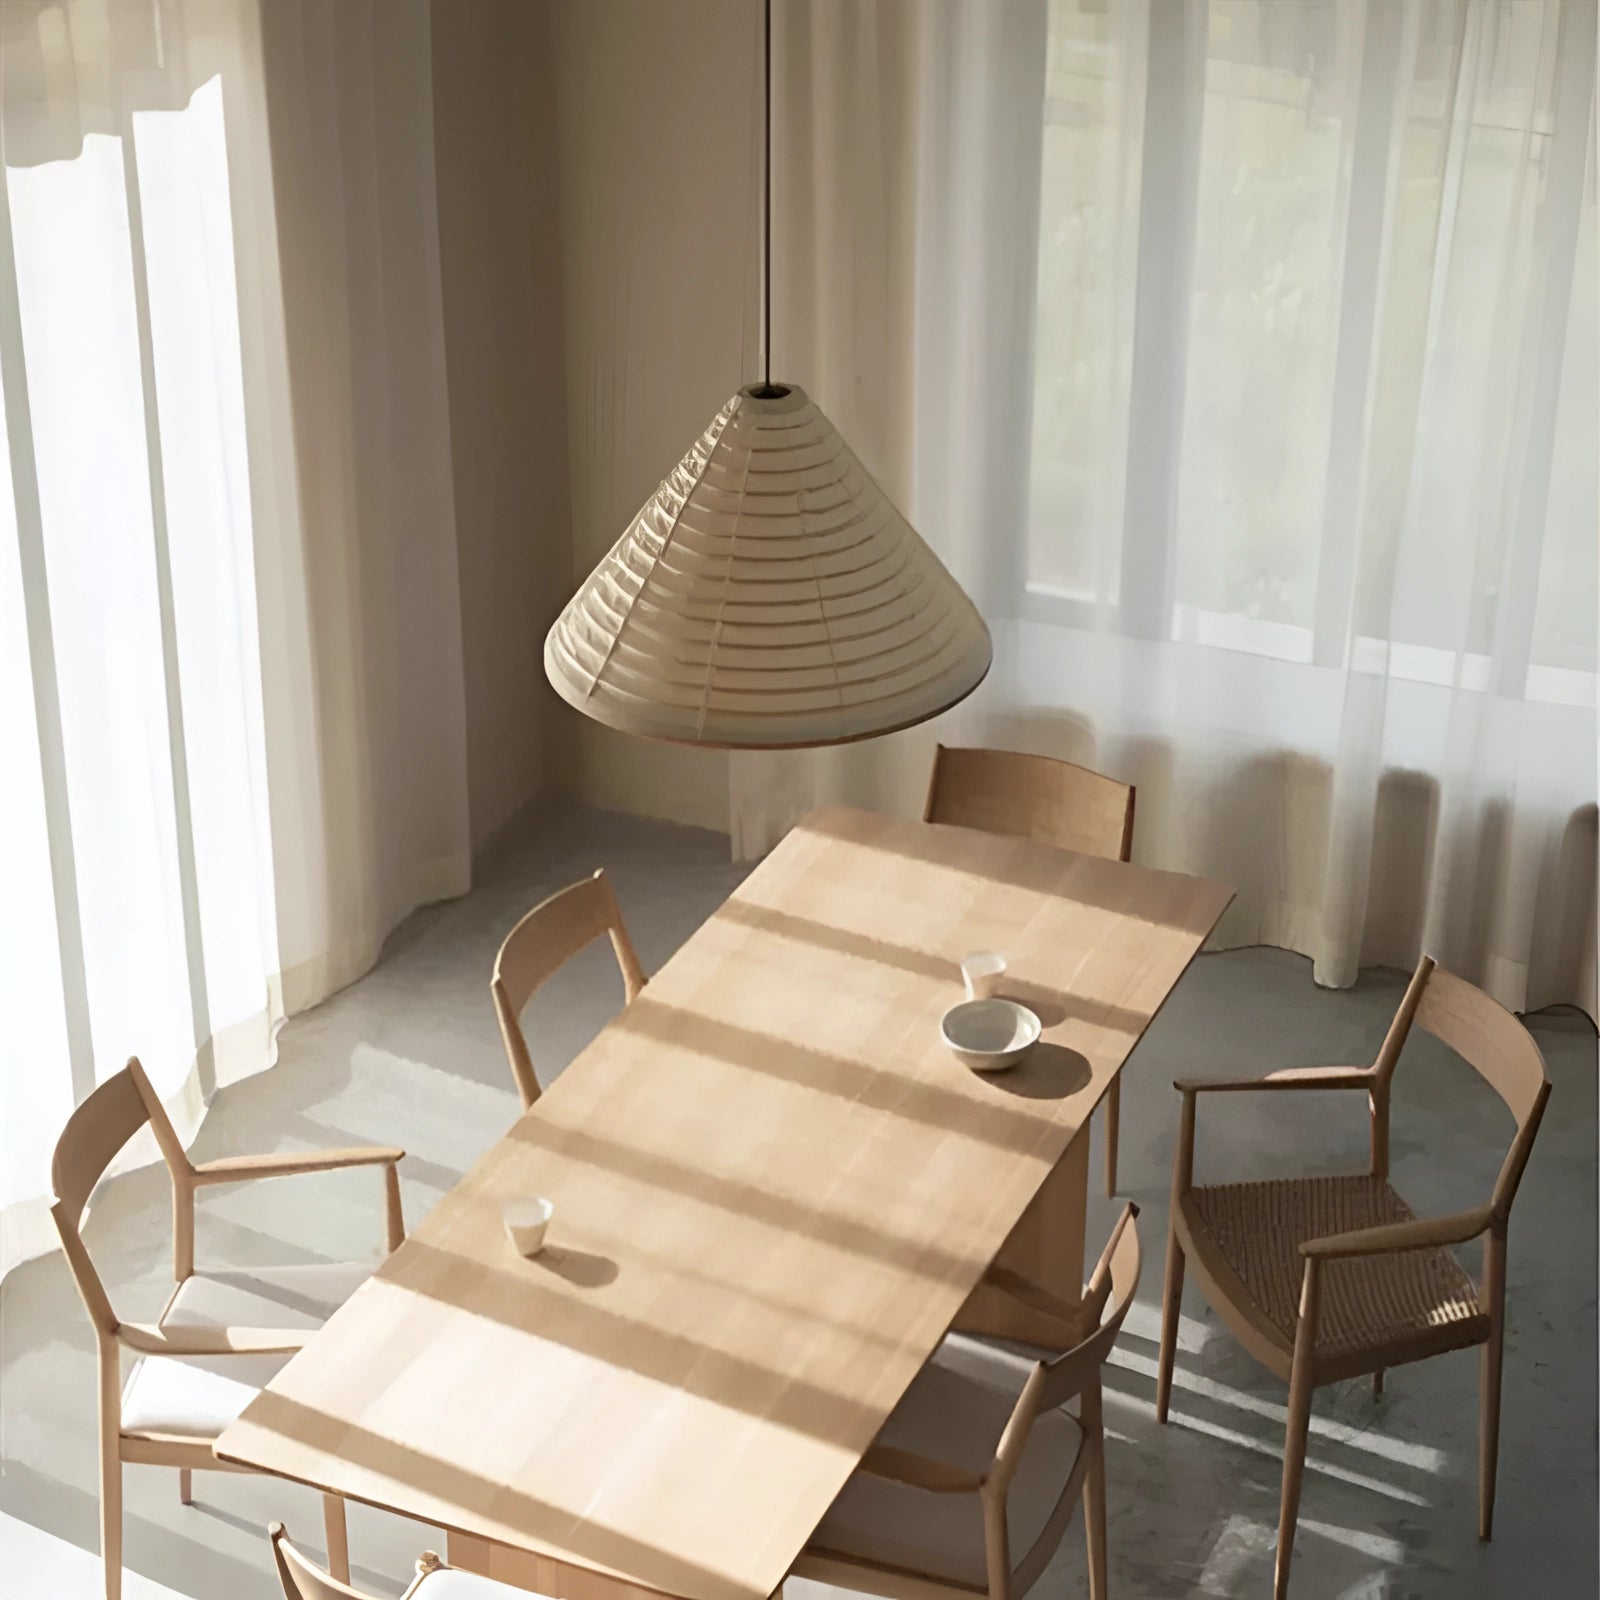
[1024,0,1595,704]
[2,74,273,1217]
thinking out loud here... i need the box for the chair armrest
[857,1444,983,1493]
[1174,1067,1374,1096]
[186,1144,407,1262]
[117,1321,312,1356]
[1300,1205,1494,1261]
[1171,1070,1375,1198]
[191,1145,404,1187]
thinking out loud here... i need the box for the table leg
[953,1124,1090,1345]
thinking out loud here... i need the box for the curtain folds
[0,0,470,1274]
[738,0,1597,1020]
[244,0,471,1010]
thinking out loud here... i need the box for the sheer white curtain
[739,0,1597,1018]
[1,0,470,1272]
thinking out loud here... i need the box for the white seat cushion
[161,1260,372,1331]
[121,1260,371,1440]
[121,1350,292,1438]
[809,1332,1084,1588]
[415,1570,549,1598]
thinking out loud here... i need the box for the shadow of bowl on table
[980,1041,1091,1100]
[995,984,1068,1028]
[527,1244,620,1288]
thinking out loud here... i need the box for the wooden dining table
[215,805,1232,1600]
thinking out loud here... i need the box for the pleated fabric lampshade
[545,383,992,749]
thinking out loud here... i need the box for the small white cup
[502,1197,554,1257]
[961,951,1007,1001]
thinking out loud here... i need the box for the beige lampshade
[545,383,991,749]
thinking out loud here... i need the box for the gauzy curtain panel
[738,0,1598,1020]
[0,0,470,1273]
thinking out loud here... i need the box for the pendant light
[544,0,991,750]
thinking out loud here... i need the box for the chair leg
[1480,1232,1507,1541]
[1372,1370,1384,1399]
[1156,1227,1185,1423]
[1081,1380,1108,1600]
[1103,1080,1121,1197]
[97,1344,122,1600]
[101,1449,122,1600]
[1275,1341,1317,1600]
[323,1493,350,1583]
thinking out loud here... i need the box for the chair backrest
[986,1207,1142,1483]
[923,745,1135,862]
[270,1523,373,1600]
[50,1058,192,1336]
[1038,1202,1142,1411]
[1374,956,1551,1223]
[980,1207,1140,1600]
[491,869,647,1110]
[270,1525,477,1600]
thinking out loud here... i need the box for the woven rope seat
[1182,1174,1487,1368]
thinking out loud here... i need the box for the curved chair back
[1371,956,1551,1222]
[270,1523,521,1600]
[51,1058,192,1336]
[491,869,646,1109]
[983,1205,1141,1600]
[271,1523,368,1600]
[923,744,1135,862]
[1038,1202,1142,1411]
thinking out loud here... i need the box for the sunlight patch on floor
[1300,1516,1407,1564]
[1102,1385,1432,1506]
[1106,1345,1450,1472]
[1195,1513,1269,1594]
[1119,1297,1215,1355]
[0,1510,191,1600]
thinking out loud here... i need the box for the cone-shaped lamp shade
[545,383,991,749]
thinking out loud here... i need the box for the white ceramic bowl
[502,1196,554,1257]
[940,998,1041,1072]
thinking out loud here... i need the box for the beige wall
[547,0,760,833]
[432,0,765,841]
[431,0,575,852]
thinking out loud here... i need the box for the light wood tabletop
[215,806,1232,1600]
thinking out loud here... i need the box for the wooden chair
[270,1521,533,1598]
[491,868,646,1110]
[51,1057,407,1599]
[1155,956,1551,1598]
[924,744,1137,1195]
[792,1204,1142,1600]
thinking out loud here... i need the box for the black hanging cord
[752,0,787,398]
[763,0,771,386]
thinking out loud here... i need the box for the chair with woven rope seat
[792,1204,1142,1600]
[491,869,646,1110]
[923,744,1137,1197]
[271,1521,537,1598]
[1155,956,1551,1598]
[51,1058,407,1599]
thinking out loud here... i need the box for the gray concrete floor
[1,805,1594,1599]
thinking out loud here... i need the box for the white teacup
[502,1197,554,1257]
[960,951,1007,1001]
